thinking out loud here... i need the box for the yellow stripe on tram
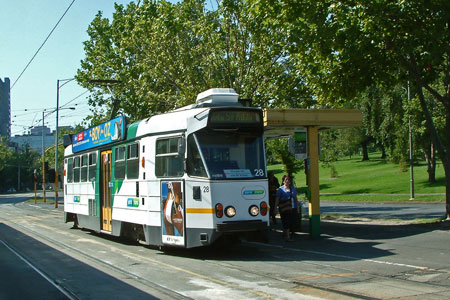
[185,208,215,214]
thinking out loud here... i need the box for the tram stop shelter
[263,109,363,238]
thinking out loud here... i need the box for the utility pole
[55,80,60,208]
[55,78,75,208]
[89,79,121,119]
[42,111,46,202]
[408,82,415,200]
[17,159,20,192]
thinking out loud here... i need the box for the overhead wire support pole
[408,82,415,200]
[88,79,122,119]
[55,78,76,208]
[55,80,60,208]
[42,111,46,203]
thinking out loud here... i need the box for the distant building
[0,77,11,137]
[11,125,74,155]
[30,126,52,136]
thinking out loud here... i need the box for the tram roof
[131,107,206,138]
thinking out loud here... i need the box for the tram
[63,88,269,248]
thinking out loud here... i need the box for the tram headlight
[225,206,236,218]
[215,203,224,218]
[260,201,268,216]
[249,205,259,217]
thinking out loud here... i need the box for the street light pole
[55,78,75,208]
[408,82,415,201]
[55,79,60,208]
[42,111,46,203]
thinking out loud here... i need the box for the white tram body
[63,89,269,248]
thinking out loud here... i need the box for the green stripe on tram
[127,121,141,139]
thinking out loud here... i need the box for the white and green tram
[63,88,269,248]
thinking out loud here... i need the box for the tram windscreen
[187,131,266,179]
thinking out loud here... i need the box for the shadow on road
[157,218,449,264]
[0,224,159,300]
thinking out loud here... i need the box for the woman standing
[275,175,300,242]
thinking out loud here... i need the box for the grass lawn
[268,152,446,202]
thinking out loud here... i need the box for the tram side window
[127,143,139,179]
[155,137,184,177]
[80,154,88,182]
[67,158,74,183]
[115,146,126,179]
[88,152,97,181]
[73,156,80,183]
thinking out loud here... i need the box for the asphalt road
[319,200,446,220]
[1,193,449,300]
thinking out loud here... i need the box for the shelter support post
[307,125,320,238]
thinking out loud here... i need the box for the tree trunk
[422,142,436,184]
[430,142,436,183]
[413,80,449,219]
[405,54,449,219]
[361,141,369,161]
[380,144,387,159]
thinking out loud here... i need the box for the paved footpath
[319,200,446,220]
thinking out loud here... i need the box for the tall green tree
[254,0,450,218]
[0,140,40,192]
[77,0,312,125]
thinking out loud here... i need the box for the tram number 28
[254,169,264,177]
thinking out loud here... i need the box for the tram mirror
[63,134,73,148]
[178,136,186,155]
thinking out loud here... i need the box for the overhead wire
[11,0,76,90]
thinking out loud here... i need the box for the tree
[267,138,303,180]
[0,139,14,192]
[16,145,41,191]
[0,140,40,192]
[255,0,450,218]
[77,0,314,125]
[77,0,314,180]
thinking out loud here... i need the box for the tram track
[1,217,282,299]
[1,217,363,299]
[240,240,450,298]
[0,238,80,300]
[3,201,450,300]
[0,207,192,300]
[3,203,298,299]
[6,202,295,299]
[3,203,311,299]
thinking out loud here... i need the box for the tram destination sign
[208,109,261,126]
[72,116,126,153]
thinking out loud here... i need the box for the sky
[1,0,135,136]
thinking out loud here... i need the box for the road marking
[251,239,449,274]
[291,273,358,281]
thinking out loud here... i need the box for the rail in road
[0,197,449,299]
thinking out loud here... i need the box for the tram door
[100,150,112,232]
